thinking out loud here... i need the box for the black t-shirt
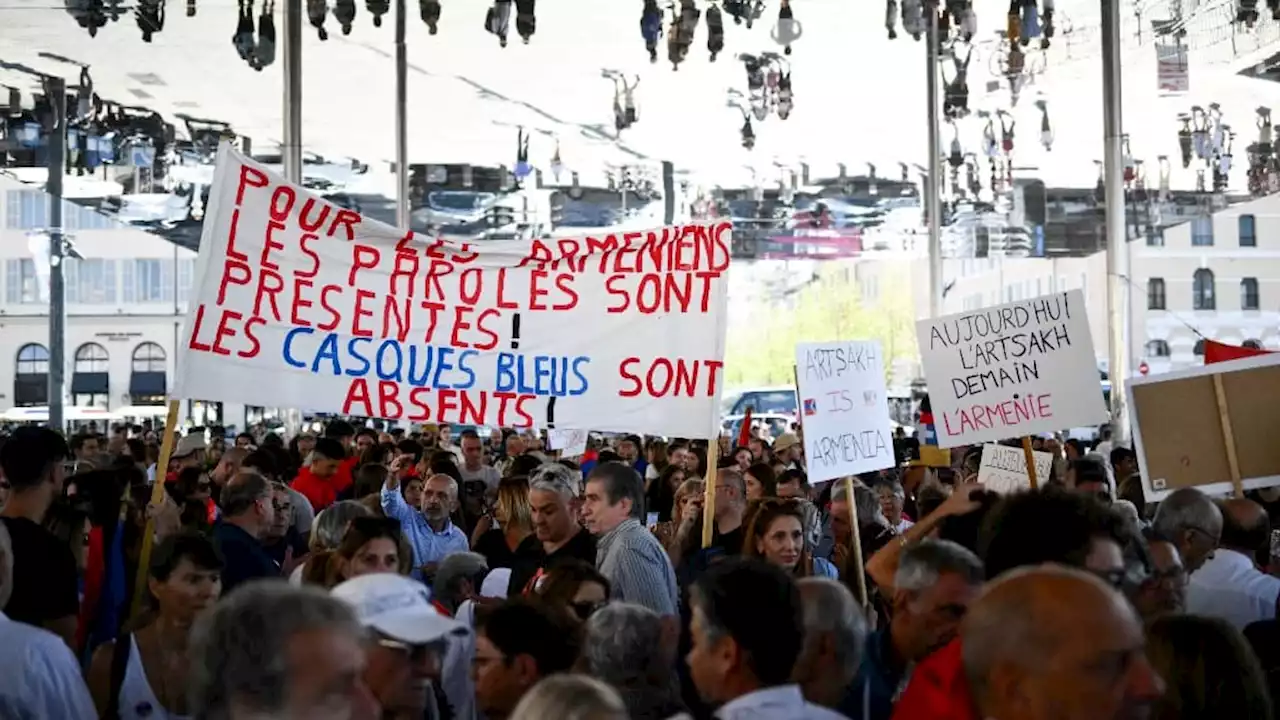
[1,516,79,628]
[507,527,597,596]
[473,529,541,571]
[213,521,281,593]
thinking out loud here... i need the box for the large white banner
[794,341,896,483]
[916,290,1107,447]
[174,145,730,437]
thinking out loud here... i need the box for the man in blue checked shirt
[381,464,469,582]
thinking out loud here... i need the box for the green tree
[724,266,917,390]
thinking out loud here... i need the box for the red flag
[736,407,753,448]
[1204,339,1273,364]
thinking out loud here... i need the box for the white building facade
[0,178,257,429]
[1132,193,1280,376]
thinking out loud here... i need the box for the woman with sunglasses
[301,516,411,589]
[743,498,838,578]
[533,559,612,621]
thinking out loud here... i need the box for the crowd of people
[0,415,1276,719]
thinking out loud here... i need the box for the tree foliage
[724,264,918,389]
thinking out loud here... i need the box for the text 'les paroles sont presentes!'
[186,164,730,425]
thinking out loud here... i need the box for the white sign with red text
[173,144,730,438]
[794,340,895,483]
[916,290,1107,447]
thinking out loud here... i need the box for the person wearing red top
[896,565,1162,720]
[291,438,354,512]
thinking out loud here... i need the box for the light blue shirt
[0,613,97,719]
[715,684,851,720]
[381,487,469,581]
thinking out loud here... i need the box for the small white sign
[794,340,896,483]
[916,290,1108,447]
[547,428,588,457]
[977,443,1053,494]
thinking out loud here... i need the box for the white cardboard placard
[916,290,1107,447]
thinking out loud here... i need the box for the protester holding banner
[16,152,1280,720]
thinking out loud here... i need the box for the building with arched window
[0,178,256,427]
[1131,192,1280,374]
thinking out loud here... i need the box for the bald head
[1219,498,1270,554]
[962,565,1155,718]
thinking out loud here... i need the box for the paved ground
[0,0,1277,189]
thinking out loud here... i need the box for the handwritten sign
[977,443,1053,494]
[916,290,1107,447]
[794,340,895,483]
[547,428,589,457]
[173,145,730,438]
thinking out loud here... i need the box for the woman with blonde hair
[300,516,411,589]
[651,477,704,552]
[511,674,628,720]
[471,476,540,569]
[742,497,838,578]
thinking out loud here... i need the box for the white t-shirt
[0,613,97,719]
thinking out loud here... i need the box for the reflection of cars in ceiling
[411,190,498,229]
[251,149,369,187]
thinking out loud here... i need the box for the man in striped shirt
[582,462,679,617]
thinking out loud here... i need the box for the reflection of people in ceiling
[308,0,329,38]
[515,0,535,43]
[136,0,165,41]
[233,0,257,63]
[255,0,277,70]
[334,0,356,35]
[419,0,441,34]
[66,0,109,36]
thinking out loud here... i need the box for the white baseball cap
[331,573,467,645]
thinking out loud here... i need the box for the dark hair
[312,438,346,462]
[745,463,777,497]
[151,529,225,580]
[596,450,622,465]
[1110,446,1136,469]
[235,432,255,446]
[586,462,645,519]
[241,449,281,482]
[125,438,146,463]
[354,464,388,499]
[535,558,611,607]
[1151,614,1273,719]
[396,439,424,463]
[356,428,378,441]
[43,499,89,555]
[777,468,809,492]
[0,426,68,491]
[936,489,1002,555]
[508,454,543,479]
[474,599,582,676]
[978,488,1127,581]
[430,459,463,485]
[1221,500,1271,553]
[459,429,481,442]
[325,420,356,440]
[692,557,803,686]
[69,434,97,454]
[1070,458,1110,489]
